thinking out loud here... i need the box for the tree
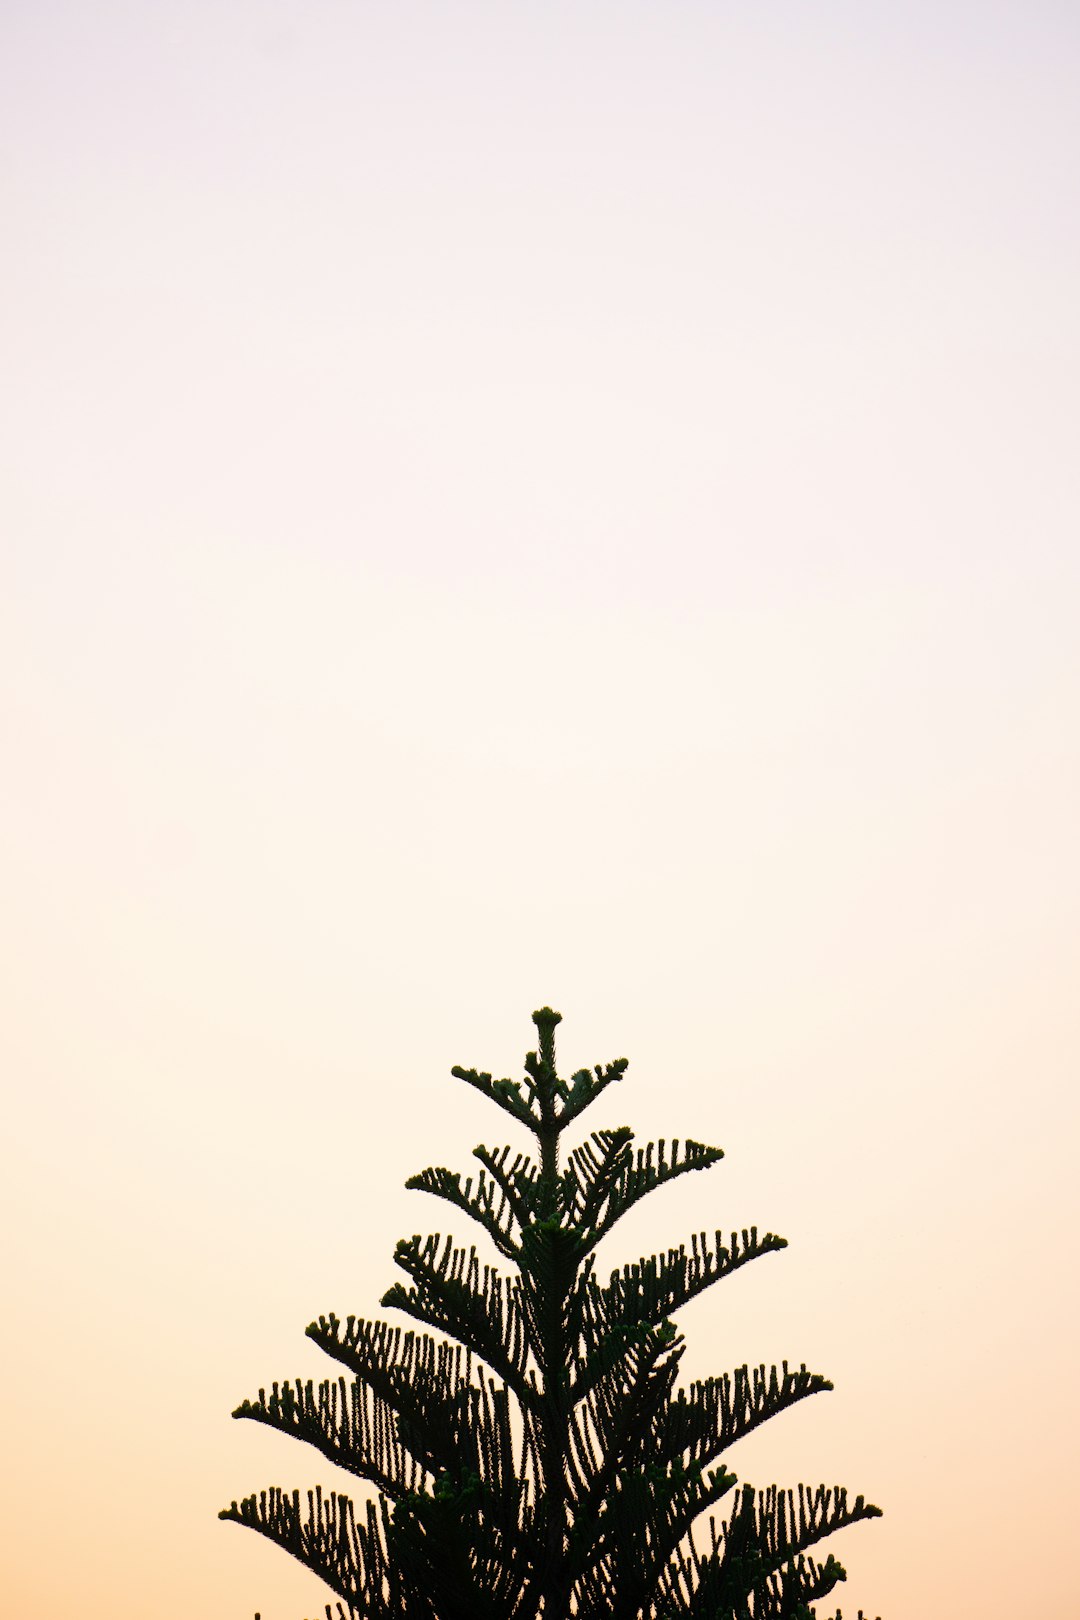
[221,1007,881,1618]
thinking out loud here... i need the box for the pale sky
[2,4,1078,1618]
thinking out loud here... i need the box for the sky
[2,3,1078,1617]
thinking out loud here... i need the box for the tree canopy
[222,1008,881,1618]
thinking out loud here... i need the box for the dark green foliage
[222,1008,881,1618]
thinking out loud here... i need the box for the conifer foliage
[222,1008,880,1618]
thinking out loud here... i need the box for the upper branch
[219,1487,398,1619]
[451,1065,540,1131]
[381,1234,534,1404]
[700,1482,883,1611]
[405,1161,525,1260]
[231,1375,427,1501]
[594,1226,788,1334]
[650,1361,833,1474]
[575,1138,726,1251]
[568,1228,787,1390]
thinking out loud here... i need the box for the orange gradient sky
[2,5,1078,1618]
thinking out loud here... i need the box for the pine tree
[221,1007,881,1619]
